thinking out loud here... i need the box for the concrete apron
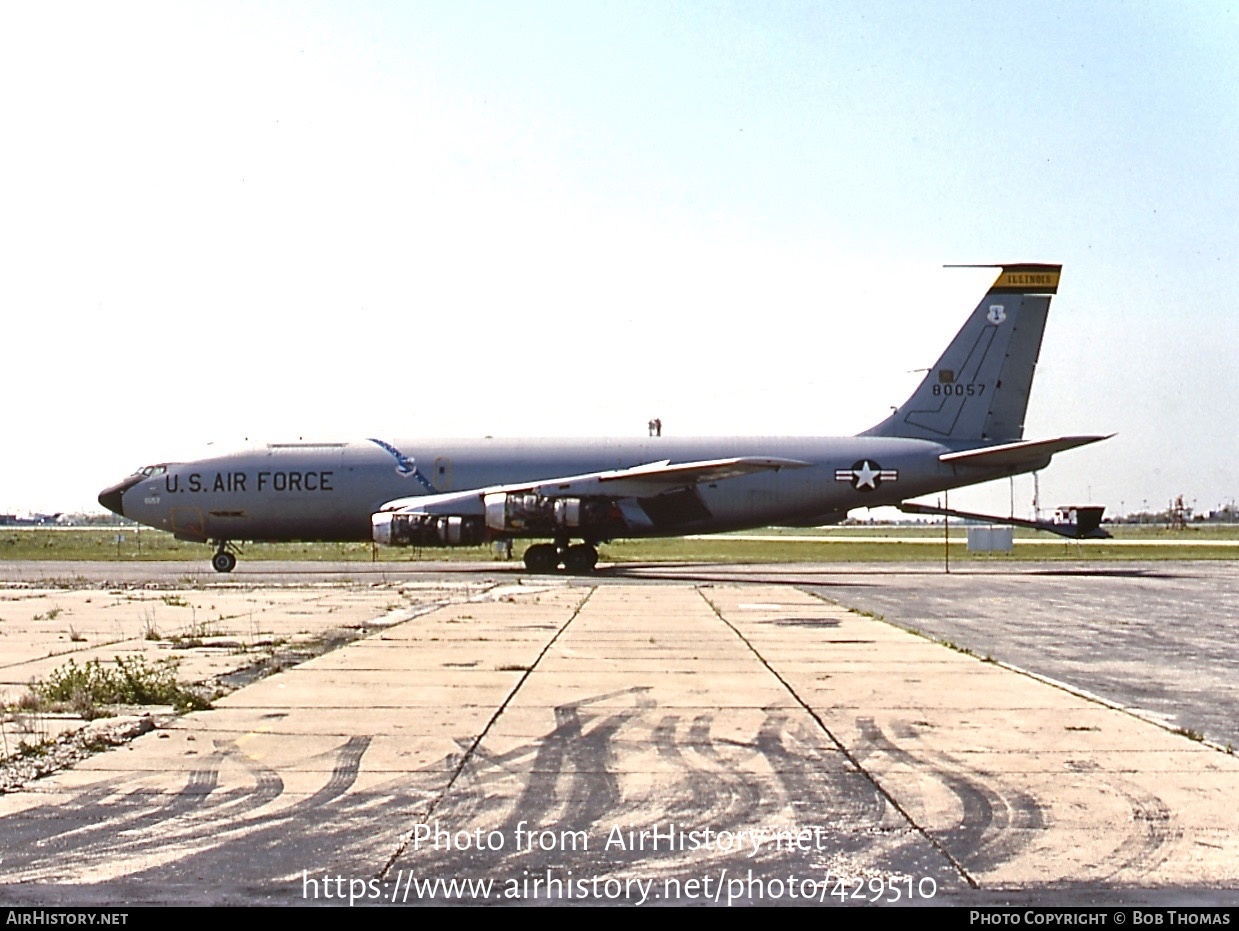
[0,582,1234,903]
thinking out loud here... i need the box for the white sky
[2,1,1236,519]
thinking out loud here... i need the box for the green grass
[728,523,1239,541]
[26,655,211,715]
[0,525,1235,564]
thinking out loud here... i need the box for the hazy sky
[2,1,1236,518]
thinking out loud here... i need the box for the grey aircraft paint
[98,263,1108,572]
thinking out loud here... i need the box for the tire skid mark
[0,744,233,874]
[0,731,386,882]
[855,716,1042,872]
[756,710,874,825]
[852,717,1181,882]
[210,737,284,814]
[1096,777,1180,880]
[782,716,888,827]
[687,714,716,755]
[379,586,596,879]
[382,693,661,878]
[0,781,128,857]
[652,714,679,758]
[401,692,890,882]
[556,709,626,827]
[699,588,980,889]
[497,692,643,832]
[290,735,371,811]
[0,593,483,884]
[183,767,218,796]
[653,714,763,826]
[656,713,768,828]
[112,737,412,884]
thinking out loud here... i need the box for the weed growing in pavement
[28,655,211,717]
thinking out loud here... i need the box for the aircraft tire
[562,544,598,574]
[523,544,560,574]
[211,551,237,573]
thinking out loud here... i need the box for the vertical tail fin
[862,263,1061,443]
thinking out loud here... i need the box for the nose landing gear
[211,542,238,573]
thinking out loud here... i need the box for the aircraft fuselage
[102,435,1028,545]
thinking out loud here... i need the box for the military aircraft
[98,263,1109,573]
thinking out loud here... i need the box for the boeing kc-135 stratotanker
[99,263,1110,573]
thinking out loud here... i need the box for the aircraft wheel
[562,544,598,574]
[211,550,237,573]
[523,544,560,574]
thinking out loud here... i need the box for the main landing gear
[523,541,599,575]
[211,541,238,573]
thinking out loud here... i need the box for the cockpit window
[134,464,168,477]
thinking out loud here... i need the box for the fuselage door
[433,456,452,491]
[170,507,206,541]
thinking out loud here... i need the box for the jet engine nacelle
[371,492,622,548]
[372,512,487,547]
[484,492,616,535]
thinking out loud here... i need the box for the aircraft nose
[98,476,141,517]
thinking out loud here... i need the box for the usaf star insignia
[835,460,898,492]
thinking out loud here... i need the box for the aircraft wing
[540,456,812,495]
[377,456,812,515]
[941,435,1113,469]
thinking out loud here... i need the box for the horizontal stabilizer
[899,502,1111,539]
[941,435,1113,469]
